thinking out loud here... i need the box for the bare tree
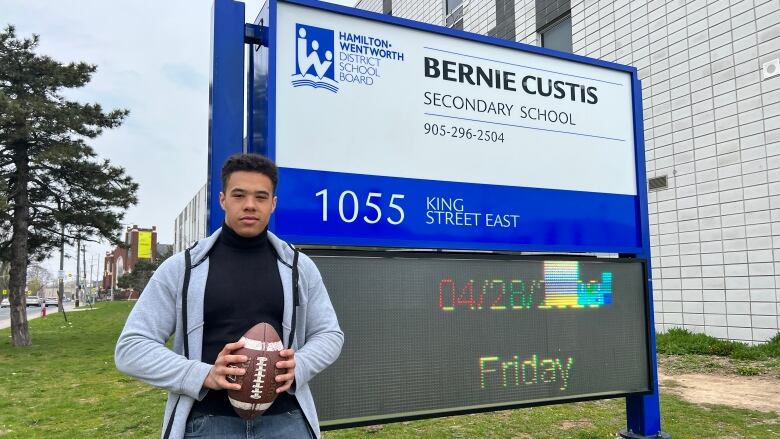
[0,261,8,291]
[26,263,54,297]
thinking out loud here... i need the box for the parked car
[45,297,58,307]
[25,296,42,307]
[1,298,9,308]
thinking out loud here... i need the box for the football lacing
[250,357,267,400]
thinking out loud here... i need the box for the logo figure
[292,24,338,93]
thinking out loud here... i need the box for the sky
[2,0,356,280]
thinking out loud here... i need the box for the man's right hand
[203,340,248,391]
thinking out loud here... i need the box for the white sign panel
[275,3,636,195]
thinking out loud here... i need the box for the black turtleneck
[192,224,298,416]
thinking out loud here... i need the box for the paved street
[0,301,76,330]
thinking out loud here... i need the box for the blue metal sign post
[207,0,246,234]
[208,0,668,436]
[623,75,667,439]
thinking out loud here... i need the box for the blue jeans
[184,409,313,438]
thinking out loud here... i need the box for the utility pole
[109,255,114,301]
[97,258,102,300]
[54,196,68,320]
[82,245,87,304]
[94,257,99,300]
[75,239,80,308]
[58,225,68,322]
[89,254,93,298]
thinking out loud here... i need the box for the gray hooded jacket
[115,228,344,438]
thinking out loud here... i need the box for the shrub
[656,328,780,361]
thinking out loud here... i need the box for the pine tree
[0,26,138,347]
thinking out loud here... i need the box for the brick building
[103,225,169,291]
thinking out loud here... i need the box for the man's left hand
[275,349,296,393]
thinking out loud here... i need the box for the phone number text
[424,123,505,142]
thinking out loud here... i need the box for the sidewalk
[0,303,77,330]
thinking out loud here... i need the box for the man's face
[219,171,277,238]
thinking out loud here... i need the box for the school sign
[207,1,666,437]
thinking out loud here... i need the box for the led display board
[254,0,644,253]
[307,252,651,427]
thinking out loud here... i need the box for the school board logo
[292,24,338,93]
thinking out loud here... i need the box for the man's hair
[221,153,279,192]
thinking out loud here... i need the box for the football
[226,322,285,419]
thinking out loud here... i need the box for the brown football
[226,323,285,419]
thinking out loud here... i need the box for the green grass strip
[657,328,780,360]
[1,302,779,438]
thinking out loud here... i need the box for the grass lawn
[1,302,779,438]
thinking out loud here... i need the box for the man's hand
[275,349,296,393]
[203,340,248,391]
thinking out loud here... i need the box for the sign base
[619,429,671,439]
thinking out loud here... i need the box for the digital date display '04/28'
[315,189,405,225]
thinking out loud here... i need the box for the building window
[540,14,572,53]
[648,175,668,191]
[446,0,464,29]
[487,0,516,42]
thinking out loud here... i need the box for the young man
[115,153,344,438]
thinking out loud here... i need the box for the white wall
[571,0,780,343]
[356,0,780,343]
